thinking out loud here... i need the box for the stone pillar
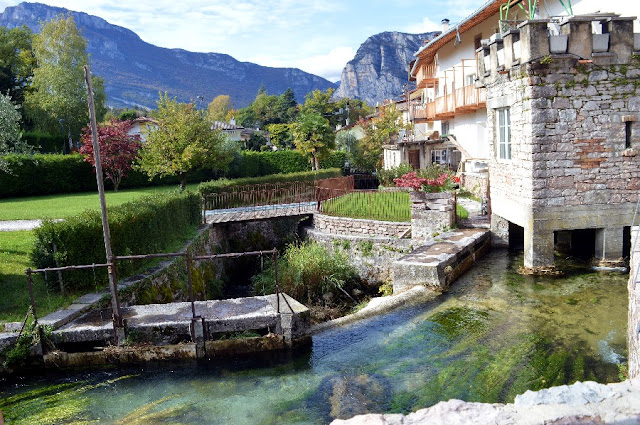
[608,18,635,63]
[518,20,551,64]
[629,226,640,379]
[524,226,554,268]
[490,214,509,248]
[560,18,593,59]
[594,227,624,262]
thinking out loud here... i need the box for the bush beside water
[31,191,201,291]
[252,241,362,308]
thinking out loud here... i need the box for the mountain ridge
[0,2,338,108]
[333,30,440,105]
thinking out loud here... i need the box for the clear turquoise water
[0,250,628,424]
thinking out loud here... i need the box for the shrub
[252,241,361,305]
[198,168,342,195]
[21,131,66,153]
[394,170,457,192]
[31,190,201,291]
[228,150,310,177]
[0,153,95,197]
[377,164,413,187]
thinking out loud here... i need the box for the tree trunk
[179,173,187,191]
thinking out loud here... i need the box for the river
[0,249,628,424]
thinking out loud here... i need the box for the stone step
[392,228,491,293]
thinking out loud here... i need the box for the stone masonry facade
[312,213,411,238]
[478,16,640,267]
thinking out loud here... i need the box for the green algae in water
[0,251,628,424]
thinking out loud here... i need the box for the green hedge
[31,190,201,291]
[0,154,219,198]
[0,150,347,198]
[199,168,342,195]
[227,150,348,178]
[21,131,67,154]
[0,154,96,197]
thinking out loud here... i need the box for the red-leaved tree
[80,119,141,191]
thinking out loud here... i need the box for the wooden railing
[415,85,486,121]
[416,63,438,88]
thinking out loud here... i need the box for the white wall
[450,110,488,160]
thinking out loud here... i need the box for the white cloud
[403,17,442,34]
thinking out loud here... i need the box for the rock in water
[317,374,390,420]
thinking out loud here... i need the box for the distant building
[127,117,159,142]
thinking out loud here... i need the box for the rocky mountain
[334,31,440,105]
[0,2,337,108]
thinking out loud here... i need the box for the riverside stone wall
[478,16,640,267]
[312,213,410,238]
[630,226,640,379]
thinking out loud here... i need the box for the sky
[0,0,484,82]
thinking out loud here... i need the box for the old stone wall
[460,172,489,200]
[410,192,456,242]
[118,216,305,306]
[479,18,640,266]
[304,227,413,284]
[312,213,410,238]
[630,226,640,379]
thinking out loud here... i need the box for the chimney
[442,18,450,32]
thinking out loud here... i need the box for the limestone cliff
[334,31,439,105]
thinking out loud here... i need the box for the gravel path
[0,219,63,231]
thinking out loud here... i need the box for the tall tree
[265,123,294,150]
[355,104,405,171]
[25,15,106,153]
[79,119,141,191]
[207,94,233,123]
[275,88,298,123]
[0,92,32,172]
[0,26,35,109]
[137,93,237,190]
[292,111,335,170]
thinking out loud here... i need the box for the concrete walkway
[53,294,309,345]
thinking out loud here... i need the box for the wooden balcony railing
[416,63,438,89]
[413,84,486,122]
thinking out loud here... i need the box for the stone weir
[392,228,491,293]
[43,294,310,368]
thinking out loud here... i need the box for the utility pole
[84,65,125,343]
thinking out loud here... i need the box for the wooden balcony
[415,63,438,89]
[412,84,486,122]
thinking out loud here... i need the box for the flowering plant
[394,171,457,192]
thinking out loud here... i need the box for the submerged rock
[316,374,390,420]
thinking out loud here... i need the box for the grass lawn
[0,224,199,324]
[0,231,78,324]
[0,183,199,220]
[322,191,470,223]
[322,191,412,222]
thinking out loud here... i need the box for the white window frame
[497,107,511,160]
[431,149,448,164]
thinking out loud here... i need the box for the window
[626,121,632,148]
[441,121,450,136]
[497,108,511,159]
[431,149,448,164]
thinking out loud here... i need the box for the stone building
[477,15,640,268]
